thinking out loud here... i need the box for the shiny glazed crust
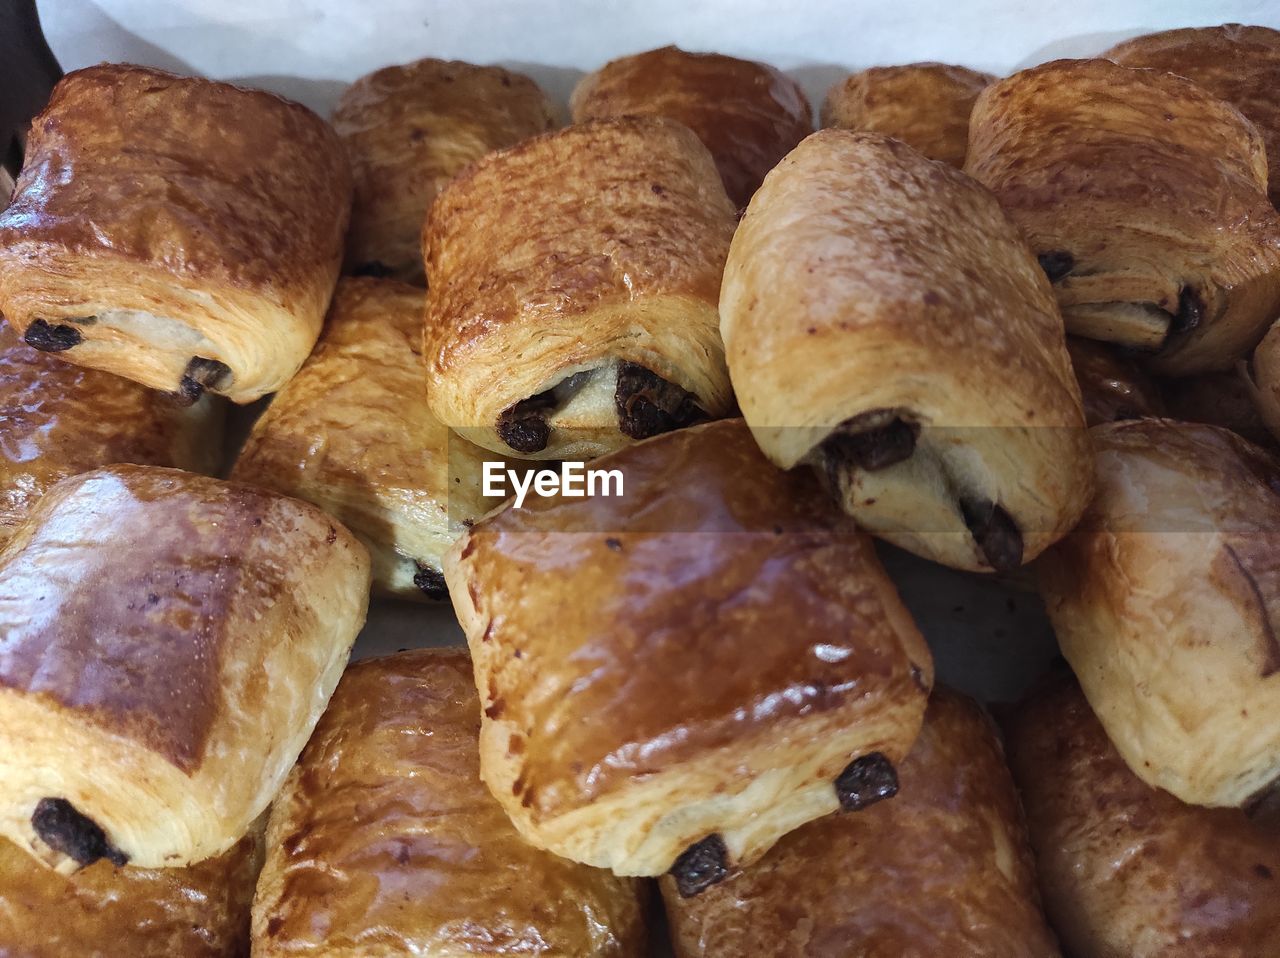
[1064,336,1165,426]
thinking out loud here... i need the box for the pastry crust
[1248,324,1280,443]
[570,46,812,208]
[0,64,352,403]
[1008,672,1280,958]
[333,58,557,283]
[821,62,994,167]
[232,278,501,600]
[1065,336,1165,426]
[444,419,933,882]
[252,649,646,957]
[722,130,1092,572]
[1160,367,1274,449]
[0,464,370,870]
[966,58,1280,374]
[663,689,1059,958]
[423,116,736,460]
[1038,419,1280,807]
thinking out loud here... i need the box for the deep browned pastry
[662,688,1060,957]
[252,649,647,957]
[1160,367,1275,448]
[1065,336,1165,425]
[570,46,812,207]
[1007,672,1280,958]
[1248,324,1280,443]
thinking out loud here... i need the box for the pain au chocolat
[1038,419,1280,808]
[333,58,557,283]
[252,649,646,957]
[444,419,933,890]
[1064,337,1165,426]
[721,130,1091,573]
[966,58,1280,374]
[0,64,352,403]
[0,465,369,871]
[1160,367,1275,449]
[423,116,736,461]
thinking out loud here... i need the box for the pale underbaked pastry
[662,687,1060,958]
[423,116,737,460]
[232,278,501,601]
[0,64,352,403]
[569,46,812,208]
[0,465,370,871]
[1065,336,1165,426]
[1008,672,1280,958]
[1038,419,1280,807]
[722,130,1092,573]
[966,58,1280,373]
[333,58,557,283]
[821,62,995,167]
[444,419,934,889]
[252,649,646,957]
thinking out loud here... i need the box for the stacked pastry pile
[0,23,1277,958]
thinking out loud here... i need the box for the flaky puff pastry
[1065,336,1165,426]
[0,64,352,403]
[1007,673,1280,958]
[722,130,1092,573]
[662,689,1059,958]
[569,46,812,208]
[444,419,933,888]
[0,465,369,871]
[1038,419,1280,807]
[252,650,647,957]
[424,116,736,460]
[232,278,501,601]
[821,62,994,167]
[333,59,557,283]
[965,58,1280,373]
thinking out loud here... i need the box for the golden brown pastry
[1248,325,1280,443]
[821,62,994,167]
[232,278,501,601]
[0,64,352,403]
[1065,336,1165,426]
[444,418,933,888]
[1160,367,1275,448]
[1007,672,1280,958]
[423,116,736,460]
[663,688,1059,957]
[333,58,557,283]
[570,46,812,207]
[1038,419,1280,807]
[722,130,1092,573]
[0,464,370,871]
[966,58,1280,373]
[1107,24,1280,208]
[252,649,646,957]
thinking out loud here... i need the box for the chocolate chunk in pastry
[821,62,994,167]
[424,116,736,460]
[333,59,557,284]
[1065,336,1165,426]
[444,419,934,881]
[232,278,503,601]
[0,464,370,870]
[251,649,646,957]
[965,58,1280,374]
[0,64,352,403]
[1161,366,1276,449]
[721,130,1092,572]
[663,689,1059,957]
[1007,672,1280,958]
[570,46,812,207]
[1038,419,1280,807]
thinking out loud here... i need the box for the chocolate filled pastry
[423,116,736,460]
[1038,419,1280,807]
[252,649,647,956]
[0,319,223,548]
[721,130,1092,573]
[1161,367,1275,449]
[0,64,352,403]
[821,62,994,167]
[1007,672,1280,958]
[444,419,934,885]
[662,688,1059,957]
[232,278,500,601]
[333,58,557,284]
[965,58,1280,374]
[1065,336,1165,426]
[0,464,370,870]
[569,46,812,207]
